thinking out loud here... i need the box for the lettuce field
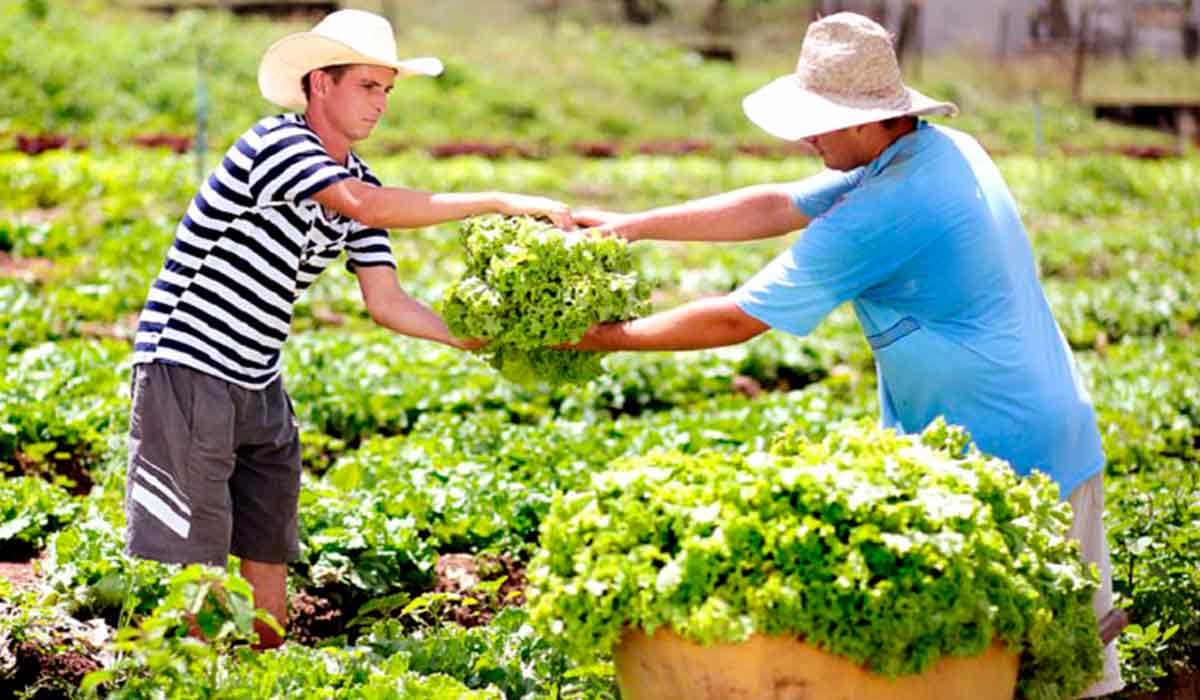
[1,141,1197,699]
[2,3,1200,699]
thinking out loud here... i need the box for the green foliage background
[0,1,1198,698]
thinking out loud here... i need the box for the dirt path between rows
[0,559,40,591]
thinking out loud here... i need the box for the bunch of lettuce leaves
[528,419,1104,700]
[443,216,650,384]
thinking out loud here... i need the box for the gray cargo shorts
[125,362,302,565]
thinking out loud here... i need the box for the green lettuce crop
[442,216,650,384]
[527,419,1104,700]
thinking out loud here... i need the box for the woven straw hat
[259,9,443,111]
[743,12,957,141]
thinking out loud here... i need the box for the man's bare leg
[240,558,287,649]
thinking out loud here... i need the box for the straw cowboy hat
[258,9,443,111]
[743,12,957,141]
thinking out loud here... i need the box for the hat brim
[259,33,443,111]
[742,74,958,142]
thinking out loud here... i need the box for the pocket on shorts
[180,372,237,505]
[282,388,299,432]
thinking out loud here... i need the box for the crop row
[3,334,1194,694]
[2,145,1198,695]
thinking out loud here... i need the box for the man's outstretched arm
[315,178,574,231]
[571,296,769,352]
[355,265,482,350]
[575,184,810,243]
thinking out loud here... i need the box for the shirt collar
[288,112,361,172]
[864,119,928,178]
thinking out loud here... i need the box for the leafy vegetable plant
[0,475,79,553]
[527,419,1104,700]
[442,216,650,384]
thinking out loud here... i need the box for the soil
[732,374,764,398]
[8,132,1190,161]
[0,547,40,576]
[635,139,712,156]
[570,141,622,158]
[432,552,527,628]
[309,306,347,327]
[0,559,39,590]
[6,206,66,225]
[1129,669,1200,700]
[0,643,101,700]
[769,365,829,393]
[129,133,191,154]
[425,141,544,160]
[13,133,85,156]
[288,588,350,646]
[12,453,94,497]
[78,312,141,342]
[0,599,108,700]
[0,252,54,282]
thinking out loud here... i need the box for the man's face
[312,64,398,142]
[804,126,867,171]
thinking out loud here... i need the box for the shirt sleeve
[787,167,866,219]
[732,185,935,336]
[345,227,397,271]
[250,125,353,207]
[343,160,397,271]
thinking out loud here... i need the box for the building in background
[815,0,1198,58]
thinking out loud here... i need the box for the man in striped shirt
[125,9,573,648]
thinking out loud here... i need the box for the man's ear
[310,70,329,99]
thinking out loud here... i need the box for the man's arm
[355,265,481,350]
[575,184,811,243]
[571,296,769,352]
[315,178,574,230]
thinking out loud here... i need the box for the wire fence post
[195,43,209,185]
[1032,89,1044,158]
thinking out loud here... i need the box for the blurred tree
[895,0,921,67]
[701,0,731,35]
[1045,0,1073,40]
[614,0,813,30]
[619,0,672,24]
[1028,0,1073,45]
[1184,0,1198,61]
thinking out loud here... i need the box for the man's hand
[573,208,621,228]
[556,297,769,352]
[452,336,488,352]
[554,322,618,351]
[494,194,575,231]
[573,208,638,241]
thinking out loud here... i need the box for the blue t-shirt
[733,121,1104,498]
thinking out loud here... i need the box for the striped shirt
[133,113,396,389]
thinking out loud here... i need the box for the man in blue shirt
[572,12,1121,697]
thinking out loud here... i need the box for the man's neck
[302,108,351,165]
[865,119,918,163]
